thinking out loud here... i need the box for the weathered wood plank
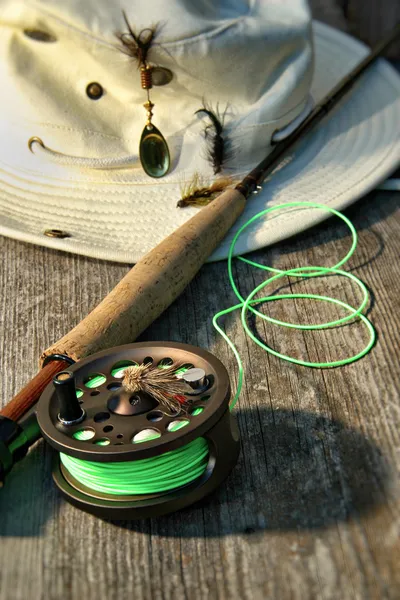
[1,189,399,600]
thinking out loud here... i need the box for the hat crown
[1,0,312,181]
[6,0,313,109]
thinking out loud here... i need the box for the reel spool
[37,342,240,519]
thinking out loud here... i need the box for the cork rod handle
[41,188,246,364]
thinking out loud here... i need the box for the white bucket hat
[0,0,399,263]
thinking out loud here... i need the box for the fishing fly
[195,103,232,174]
[177,173,235,208]
[116,12,159,66]
[122,362,191,413]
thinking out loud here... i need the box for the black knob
[53,371,85,425]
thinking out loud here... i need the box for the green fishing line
[60,437,209,495]
[215,201,376,409]
[73,429,95,441]
[110,361,138,378]
[85,374,107,388]
[61,201,376,494]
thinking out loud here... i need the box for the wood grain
[1,188,399,600]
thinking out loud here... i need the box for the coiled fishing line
[214,201,376,409]
[41,202,375,517]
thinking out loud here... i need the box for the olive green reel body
[36,342,240,519]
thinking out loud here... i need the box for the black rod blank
[236,22,400,198]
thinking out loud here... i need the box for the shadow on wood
[109,407,391,537]
[0,441,60,537]
[0,408,389,537]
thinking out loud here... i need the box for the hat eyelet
[86,82,104,100]
[23,29,57,43]
[44,229,71,239]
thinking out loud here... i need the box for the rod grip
[0,360,69,421]
[40,188,246,364]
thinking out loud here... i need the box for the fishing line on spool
[60,437,209,495]
[60,202,376,495]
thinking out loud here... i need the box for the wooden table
[1,187,399,599]
[1,4,400,598]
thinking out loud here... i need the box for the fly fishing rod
[0,24,398,517]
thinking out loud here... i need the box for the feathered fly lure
[177,173,235,208]
[116,11,158,67]
[195,103,231,174]
[123,363,191,413]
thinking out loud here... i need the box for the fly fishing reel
[37,342,240,519]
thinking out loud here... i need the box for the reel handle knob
[53,371,85,425]
[181,368,208,394]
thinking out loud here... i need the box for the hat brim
[1,20,399,263]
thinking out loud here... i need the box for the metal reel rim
[37,341,231,462]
